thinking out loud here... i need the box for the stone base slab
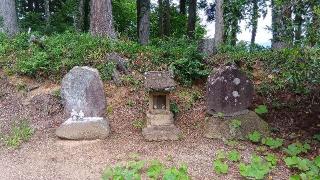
[204,110,269,141]
[142,125,181,141]
[146,111,174,127]
[56,117,110,140]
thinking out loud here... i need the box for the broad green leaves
[239,155,272,180]
[261,137,283,149]
[247,131,262,143]
[254,105,268,115]
[283,142,310,156]
[213,160,229,174]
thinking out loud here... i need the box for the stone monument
[204,65,269,140]
[142,71,181,141]
[56,66,110,140]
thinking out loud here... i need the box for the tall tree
[137,0,150,45]
[187,0,197,39]
[76,0,85,32]
[163,0,171,36]
[44,0,50,28]
[250,0,259,45]
[214,0,224,47]
[308,0,320,46]
[90,0,116,38]
[180,0,186,14]
[0,0,19,37]
[158,0,164,37]
[293,0,303,43]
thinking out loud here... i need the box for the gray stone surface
[61,66,106,117]
[144,71,176,92]
[142,125,181,141]
[197,38,216,56]
[206,65,254,116]
[204,111,269,140]
[56,117,110,140]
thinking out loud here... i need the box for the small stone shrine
[142,71,180,141]
[204,65,269,140]
[56,66,110,140]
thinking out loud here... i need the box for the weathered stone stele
[56,66,110,140]
[61,66,106,117]
[206,65,254,116]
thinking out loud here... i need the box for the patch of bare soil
[0,71,305,180]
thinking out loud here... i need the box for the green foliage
[112,0,137,39]
[261,137,284,149]
[216,45,320,94]
[284,156,312,171]
[132,119,145,129]
[147,160,163,179]
[227,150,241,162]
[97,62,116,81]
[238,155,273,180]
[254,105,268,115]
[265,153,278,166]
[102,159,190,180]
[247,131,262,143]
[314,134,320,142]
[162,165,190,180]
[213,159,229,174]
[2,120,34,148]
[283,142,311,156]
[170,102,180,116]
[102,160,145,180]
[229,119,241,129]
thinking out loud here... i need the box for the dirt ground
[0,71,306,180]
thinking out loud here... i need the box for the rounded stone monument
[206,65,254,116]
[56,66,110,140]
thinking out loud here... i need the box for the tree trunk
[0,0,19,37]
[281,1,293,45]
[308,2,320,46]
[158,0,164,37]
[214,0,224,47]
[250,0,258,45]
[163,0,170,36]
[90,0,116,38]
[271,0,281,48]
[293,0,303,43]
[180,0,186,15]
[76,0,85,32]
[44,0,50,28]
[137,0,150,45]
[187,0,197,39]
[230,19,237,46]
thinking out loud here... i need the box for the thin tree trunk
[158,0,164,37]
[137,0,150,45]
[44,0,50,28]
[214,0,224,47]
[293,0,303,43]
[250,0,258,46]
[0,0,19,37]
[90,0,116,38]
[271,0,281,48]
[230,19,237,46]
[179,0,186,15]
[163,0,170,36]
[187,0,197,39]
[309,3,319,46]
[76,0,85,32]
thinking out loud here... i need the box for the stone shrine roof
[144,71,176,92]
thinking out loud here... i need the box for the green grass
[2,120,34,148]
